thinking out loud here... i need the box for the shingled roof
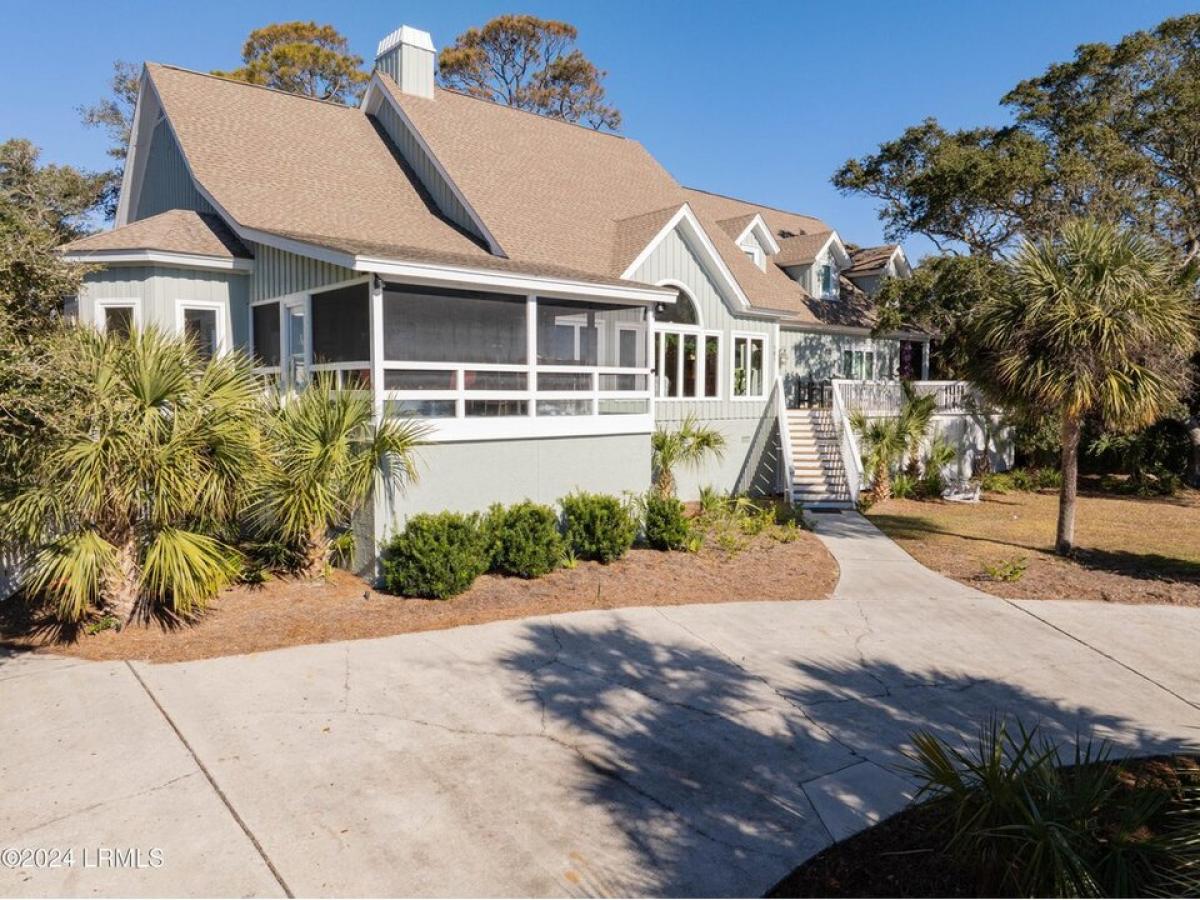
[60,209,251,259]
[91,63,892,327]
[847,244,900,274]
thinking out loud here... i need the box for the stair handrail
[773,376,796,503]
[830,379,863,505]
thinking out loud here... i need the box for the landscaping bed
[770,753,1200,898]
[1,526,837,663]
[866,489,1200,605]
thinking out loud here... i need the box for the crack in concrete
[12,771,201,839]
[125,662,294,898]
[1000,599,1200,715]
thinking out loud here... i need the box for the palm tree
[651,415,726,497]
[253,375,428,573]
[850,410,907,504]
[2,328,263,624]
[973,219,1197,553]
[898,382,937,478]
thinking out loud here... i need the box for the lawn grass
[866,488,1200,604]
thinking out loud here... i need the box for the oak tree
[438,15,621,130]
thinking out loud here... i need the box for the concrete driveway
[3,513,1198,897]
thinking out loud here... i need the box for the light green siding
[779,328,901,388]
[134,119,213,220]
[631,225,779,497]
[248,243,358,303]
[370,103,484,244]
[371,432,651,543]
[78,265,249,347]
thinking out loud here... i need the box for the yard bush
[560,492,638,563]
[904,717,1200,897]
[380,512,490,599]
[642,492,691,551]
[485,501,563,578]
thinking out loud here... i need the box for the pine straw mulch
[1,529,837,664]
[866,488,1200,606]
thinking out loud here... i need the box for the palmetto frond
[977,219,1196,430]
[24,530,118,624]
[651,415,726,496]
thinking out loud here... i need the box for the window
[703,335,720,397]
[311,284,370,363]
[732,335,765,398]
[842,348,891,380]
[105,306,135,338]
[96,301,138,337]
[656,289,699,325]
[177,301,225,361]
[184,307,219,360]
[383,286,526,364]
[819,264,834,297]
[252,302,281,368]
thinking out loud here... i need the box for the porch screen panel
[252,302,281,367]
[383,287,526,363]
[537,301,645,367]
[311,284,370,363]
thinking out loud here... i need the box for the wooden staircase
[785,409,854,508]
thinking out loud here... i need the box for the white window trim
[654,328,722,402]
[94,298,143,333]
[730,332,768,401]
[175,299,229,356]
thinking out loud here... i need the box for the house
[59,24,991,568]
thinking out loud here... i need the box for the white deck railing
[832,379,981,416]
[830,380,863,503]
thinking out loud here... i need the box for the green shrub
[380,512,490,599]
[982,556,1028,582]
[904,717,1200,897]
[560,492,638,563]
[891,473,918,499]
[486,501,563,578]
[981,471,1015,493]
[642,493,691,551]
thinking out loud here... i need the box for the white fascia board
[735,214,781,255]
[61,249,253,273]
[357,256,673,304]
[620,204,753,311]
[418,414,654,444]
[826,231,853,268]
[780,321,928,340]
[363,73,506,258]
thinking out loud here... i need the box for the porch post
[646,303,656,420]
[526,295,537,418]
[920,340,930,380]
[369,275,384,422]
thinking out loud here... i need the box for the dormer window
[819,263,835,298]
[743,245,764,270]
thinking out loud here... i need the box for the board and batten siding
[78,265,249,347]
[248,243,358,303]
[629,225,781,498]
[369,103,484,244]
[133,119,214,221]
[778,329,901,387]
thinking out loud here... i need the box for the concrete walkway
[3,512,1198,897]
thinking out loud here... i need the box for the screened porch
[249,280,656,439]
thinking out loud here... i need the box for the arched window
[656,288,699,325]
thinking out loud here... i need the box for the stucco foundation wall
[372,432,651,546]
[930,415,1014,480]
[667,410,783,501]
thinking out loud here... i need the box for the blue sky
[1,0,1193,259]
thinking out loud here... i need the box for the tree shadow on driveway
[500,619,1192,897]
